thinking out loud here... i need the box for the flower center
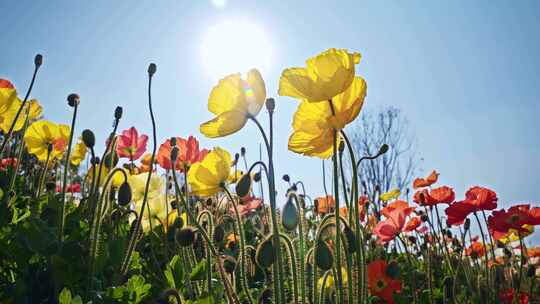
[375,279,387,292]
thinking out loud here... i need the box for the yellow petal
[380,188,401,202]
[278,67,319,101]
[288,129,339,159]
[207,73,247,115]
[187,147,232,196]
[200,110,247,138]
[245,69,266,116]
[330,77,367,129]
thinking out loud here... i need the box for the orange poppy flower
[528,247,540,258]
[403,216,421,232]
[374,200,415,243]
[430,186,455,204]
[412,170,439,189]
[157,136,209,171]
[314,195,335,214]
[465,241,486,258]
[367,260,402,304]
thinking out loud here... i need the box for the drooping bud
[148,63,157,77]
[114,106,123,120]
[338,140,345,154]
[34,54,43,67]
[314,240,333,271]
[223,255,237,274]
[253,172,261,182]
[377,144,389,156]
[282,196,298,231]
[256,237,275,268]
[176,227,195,247]
[464,218,471,231]
[265,98,275,113]
[385,260,400,278]
[343,224,357,253]
[235,174,252,197]
[82,129,95,148]
[280,174,290,183]
[118,182,132,206]
[67,93,80,107]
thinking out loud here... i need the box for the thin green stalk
[36,147,51,198]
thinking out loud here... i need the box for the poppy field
[0,49,539,304]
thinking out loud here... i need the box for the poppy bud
[338,140,345,154]
[67,93,80,107]
[205,198,213,206]
[256,238,275,268]
[282,196,298,231]
[377,144,389,156]
[464,218,471,231]
[213,225,225,243]
[385,260,400,278]
[235,174,251,197]
[34,54,43,67]
[91,156,100,166]
[265,97,276,113]
[148,63,157,76]
[375,185,380,193]
[282,174,290,183]
[46,181,56,192]
[170,147,179,162]
[82,129,95,148]
[114,106,123,120]
[343,224,357,253]
[314,240,333,271]
[118,182,132,206]
[176,227,195,247]
[111,210,121,222]
[253,172,261,182]
[445,230,453,238]
[240,147,246,156]
[420,214,429,222]
[103,152,119,169]
[170,137,177,147]
[47,143,53,153]
[527,265,536,278]
[223,255,237,274]
[408,236,417,243]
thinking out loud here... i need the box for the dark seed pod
[445,229,453,238]
[343,224,357,253]
[385,260,400,278]
[67,93,80,107]
[282,174,290,183]
[282,197,298,231]
[118,182,132,206]
[34,54,43,67]
[172,216,184,230]
[314,240,333,271]
[45,181,56,192]
[265,98,275,112]
[256,237,275,268]
[82,129,95,148]
[235,173,251,197]
[223,255,237,274]
[148,63,157,76]
[377,144,389,156]
[103,152,119,169]
[114,106,123,120]
[176,227,195,247]
[240,147,246,156]
[213,225,225,243]
[253,172,261,182]
[170,200,178,210]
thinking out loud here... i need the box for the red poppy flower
[116,127,148,161]
[430,186,455,204]
[464,186,498,210]
[0,158,17,170]
[314,195,335,214]
[157,136,208,171]
[413,189,435,206]
[498,288,529,304]
[367,260,402,304]
[445,186,498,226]
[413,170,439,189]
[375,200,415,243]
[55,183,81,193]
[465,241,486,258]
[404,216,421,232]
[488,204,540,238]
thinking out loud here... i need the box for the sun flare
[200,19,272,79]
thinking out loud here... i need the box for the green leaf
[190,259,207,281]
[164,255,184,288]
[59,288,72,304]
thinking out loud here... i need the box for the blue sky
[1,1,539,243]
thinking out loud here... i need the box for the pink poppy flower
[116,127,148,161]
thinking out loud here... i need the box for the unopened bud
[176,227,195,247]
[464,218,471,231]
[118,182,132,206]
[282,174,290,183]
[265,98,275,112]
[420,214,429,222]
[527,265,536,278]
[114,106,123,120]
[377,144,389,156]
[253,172,261,182]
[82,129,95,148]
[338,140,345,154]
[67,93,80,107]
[171,146,179,162]
[148,63,157,76]
[34,54,43,67]
[91,156,100,166]
[240,147,246,156]
[170,137,177,147]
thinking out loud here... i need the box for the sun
[200,19,272,79]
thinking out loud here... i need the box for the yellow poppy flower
[279,48,361,103]
[0,79,18,114]
[317,267,348,290]
[288,77,366,158]
[70,138,87,166]
[128,172,163,203]
[85,166,129,188]
[187,147,232,196]
[0,99,43,133]
[379,188,401,202]
[499,225,534,244]
[23,120,70,162]
[200,69,266,138]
